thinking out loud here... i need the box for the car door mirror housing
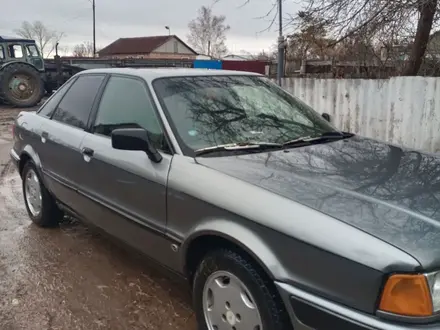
[322,113,331,122]
[111,128,162,163]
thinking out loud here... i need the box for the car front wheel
[193,248,292,330]
[22,161,63,227]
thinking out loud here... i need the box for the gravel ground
[0,104,196,330]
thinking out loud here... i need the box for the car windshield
[153,75,337,155]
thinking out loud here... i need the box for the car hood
[196,136,440,269]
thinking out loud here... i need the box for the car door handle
[82,147,94,157]
[82,147,94,163]
[41,131,48,143]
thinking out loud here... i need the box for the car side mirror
[322,113,331,122]
[111,128,162,163]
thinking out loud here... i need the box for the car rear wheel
[22,161,63,227]
[193,248,292,330]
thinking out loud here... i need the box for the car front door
[38,73,106,211]
[78,74,173,260]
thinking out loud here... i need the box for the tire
[22,161,63,227]
[0,63,44,107]
[193,248,292,330]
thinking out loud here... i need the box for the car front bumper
[275,281,440,330]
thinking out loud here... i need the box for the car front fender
[180,218,289,280]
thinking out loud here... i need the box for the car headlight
[427,272,440,313]
[378,272,440,317]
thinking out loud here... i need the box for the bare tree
[294,0,439,75]
[14,21,64,58]
[187,6,230,58]
[57,45,70,56]
[237,49,276,60]
[286,21,336,60]
[72,41,96,57]
[422,31,440,75]
[256,50,277,61]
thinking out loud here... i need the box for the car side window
[52,74,105,130]
[93,75,167,151]
[37,78,76,118]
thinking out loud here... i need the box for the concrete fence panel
[280,77,440,153]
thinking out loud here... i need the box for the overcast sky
[1,0,301,55]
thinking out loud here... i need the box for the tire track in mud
[0,108,16,328]
[0,160,26,223]
[0,159,23,329]
[0,158,11,177]
[0,106,60,329]
[0,104,61,329]
[0,162,24,225]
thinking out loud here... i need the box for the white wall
[281,77,440,153]
[154,37,194,54]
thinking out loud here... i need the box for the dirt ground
[0,105,197,330]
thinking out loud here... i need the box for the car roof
[77,68,262,82]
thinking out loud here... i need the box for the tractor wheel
[0,63,44,108]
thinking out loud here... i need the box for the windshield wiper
[194,132,352,156]
[195,142,282,156]
[282,131,348,147]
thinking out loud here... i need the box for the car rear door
[78,74,174,260]
[23,76,77,178]
[38,73,107,211]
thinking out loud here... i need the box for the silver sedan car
[11,68,440,330]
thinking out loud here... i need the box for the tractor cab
[0,35,45,71]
